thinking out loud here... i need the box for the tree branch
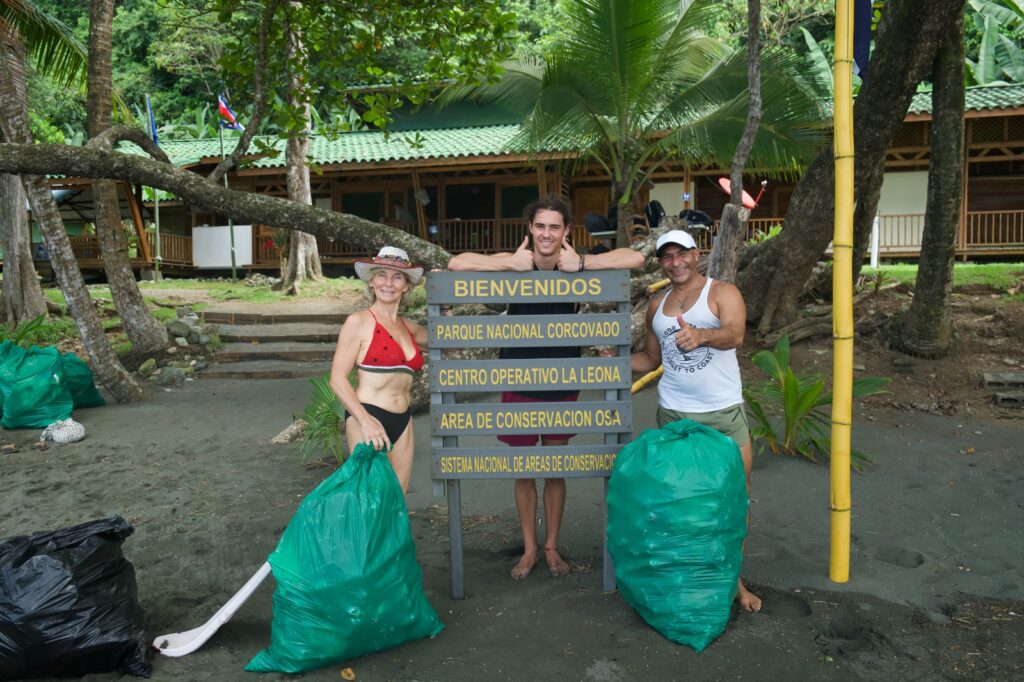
[87,126,170,163]
[0,142,454,268]
[207,0,279,183]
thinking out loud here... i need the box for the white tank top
[652,278,743,412]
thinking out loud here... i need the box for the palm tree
[448,0,827,244]
[0,0,143,401]
[0,0,85,326]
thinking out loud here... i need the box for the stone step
[216,322,341,343]
[215,341,336,363]
[201,310,348,325]
[983,372,1024,390]
[199,359,332,380]
[993,391,1024,408]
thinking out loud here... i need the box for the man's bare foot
[543,547,570,577]
[736,579,762,612]
[511,550,538,580]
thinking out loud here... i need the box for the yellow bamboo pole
[647,278,671,294]
[830,0,855,583]
[631,366,663,394]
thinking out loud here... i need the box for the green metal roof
[907,83,1024,116]
[120,85,1023,169]
[121,124,527,169]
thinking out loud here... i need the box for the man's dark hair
[524,195,572,226]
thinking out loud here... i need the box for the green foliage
[449,0,827,212]
[743,334,890,469]
[862,263,1024,292]
[0,315,79,348]
[301,373,347,463]
[965,0,1024,84]
[0,314,47,347]
[746,224,783,245]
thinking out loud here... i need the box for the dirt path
[1,376,1021,681]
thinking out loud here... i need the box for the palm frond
[0,0,86,89]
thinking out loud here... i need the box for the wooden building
[31,83,1024,274]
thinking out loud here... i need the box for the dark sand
[1,378,1022,681]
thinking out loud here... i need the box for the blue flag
[853,0,872,79]
[145,93,159,145]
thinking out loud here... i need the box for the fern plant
[300,373,347,463]
[743,334,890,470]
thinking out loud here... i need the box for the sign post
[427,270,633,598]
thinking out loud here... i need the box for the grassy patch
[136,276,366,303]
[0,317,79,346]
[863,263,1024,291]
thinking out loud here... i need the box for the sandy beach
[1,374,1022,681]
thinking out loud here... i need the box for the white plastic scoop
[152,561,271,657]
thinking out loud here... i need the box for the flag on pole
[852,0,872,79]
[145,94,159,145]
[217,94,245,131]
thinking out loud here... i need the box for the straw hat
[354,246,424,286]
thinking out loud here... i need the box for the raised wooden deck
[16,210,1024,276]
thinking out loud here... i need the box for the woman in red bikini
[329,246,426,494]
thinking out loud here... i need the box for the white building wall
[875,171,929,252]
[650,181,695,216]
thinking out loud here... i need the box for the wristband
[579,255,585,271]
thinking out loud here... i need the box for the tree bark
[87,0,168,355]
[0,141,455,268]
[0,32,143,402]
[0,32,47,328]
[898,12,965,358]
[277,22,323,295]
[708,0,762,283]
[0,170,47,326]
[737,0,968,334]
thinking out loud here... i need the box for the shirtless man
[631,229,762,612]
[449,196,643,579]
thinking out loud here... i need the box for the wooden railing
[67,235,101,260]
[965,210,1024,251]
[146,233,192,265]
[16,210,1023,272]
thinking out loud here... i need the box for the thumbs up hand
[674,314,702,352]
[509,234,534,271]
[557,235,581,272]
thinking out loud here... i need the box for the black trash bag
[0,517,151,680]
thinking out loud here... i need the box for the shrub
[743,334,890,470]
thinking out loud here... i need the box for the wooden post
[122,182,152,263]
[683,166,693,211]
[959,121,970,260]
[411,168,429,241]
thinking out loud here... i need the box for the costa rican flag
[217,94,245,131]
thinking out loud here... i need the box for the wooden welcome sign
[426,270,633,598]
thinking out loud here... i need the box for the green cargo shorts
[656,403,750,448]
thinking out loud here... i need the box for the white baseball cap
[655,229,698,256]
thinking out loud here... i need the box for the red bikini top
[358,311,424,374]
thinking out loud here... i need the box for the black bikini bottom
[346,402,411,445]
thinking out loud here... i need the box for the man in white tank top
[631,229,762,612]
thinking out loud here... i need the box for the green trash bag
[607,419,748,652]
[245,442,443,674]
[61,353,105,409]
[0,341,72,429]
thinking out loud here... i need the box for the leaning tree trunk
[0,31,143,401]
[276,22,322,296]
[708,0,762,283]
[87,0,167,354]
[898,13,965,357]
[737,0,968,335]
[0,169,47,326]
